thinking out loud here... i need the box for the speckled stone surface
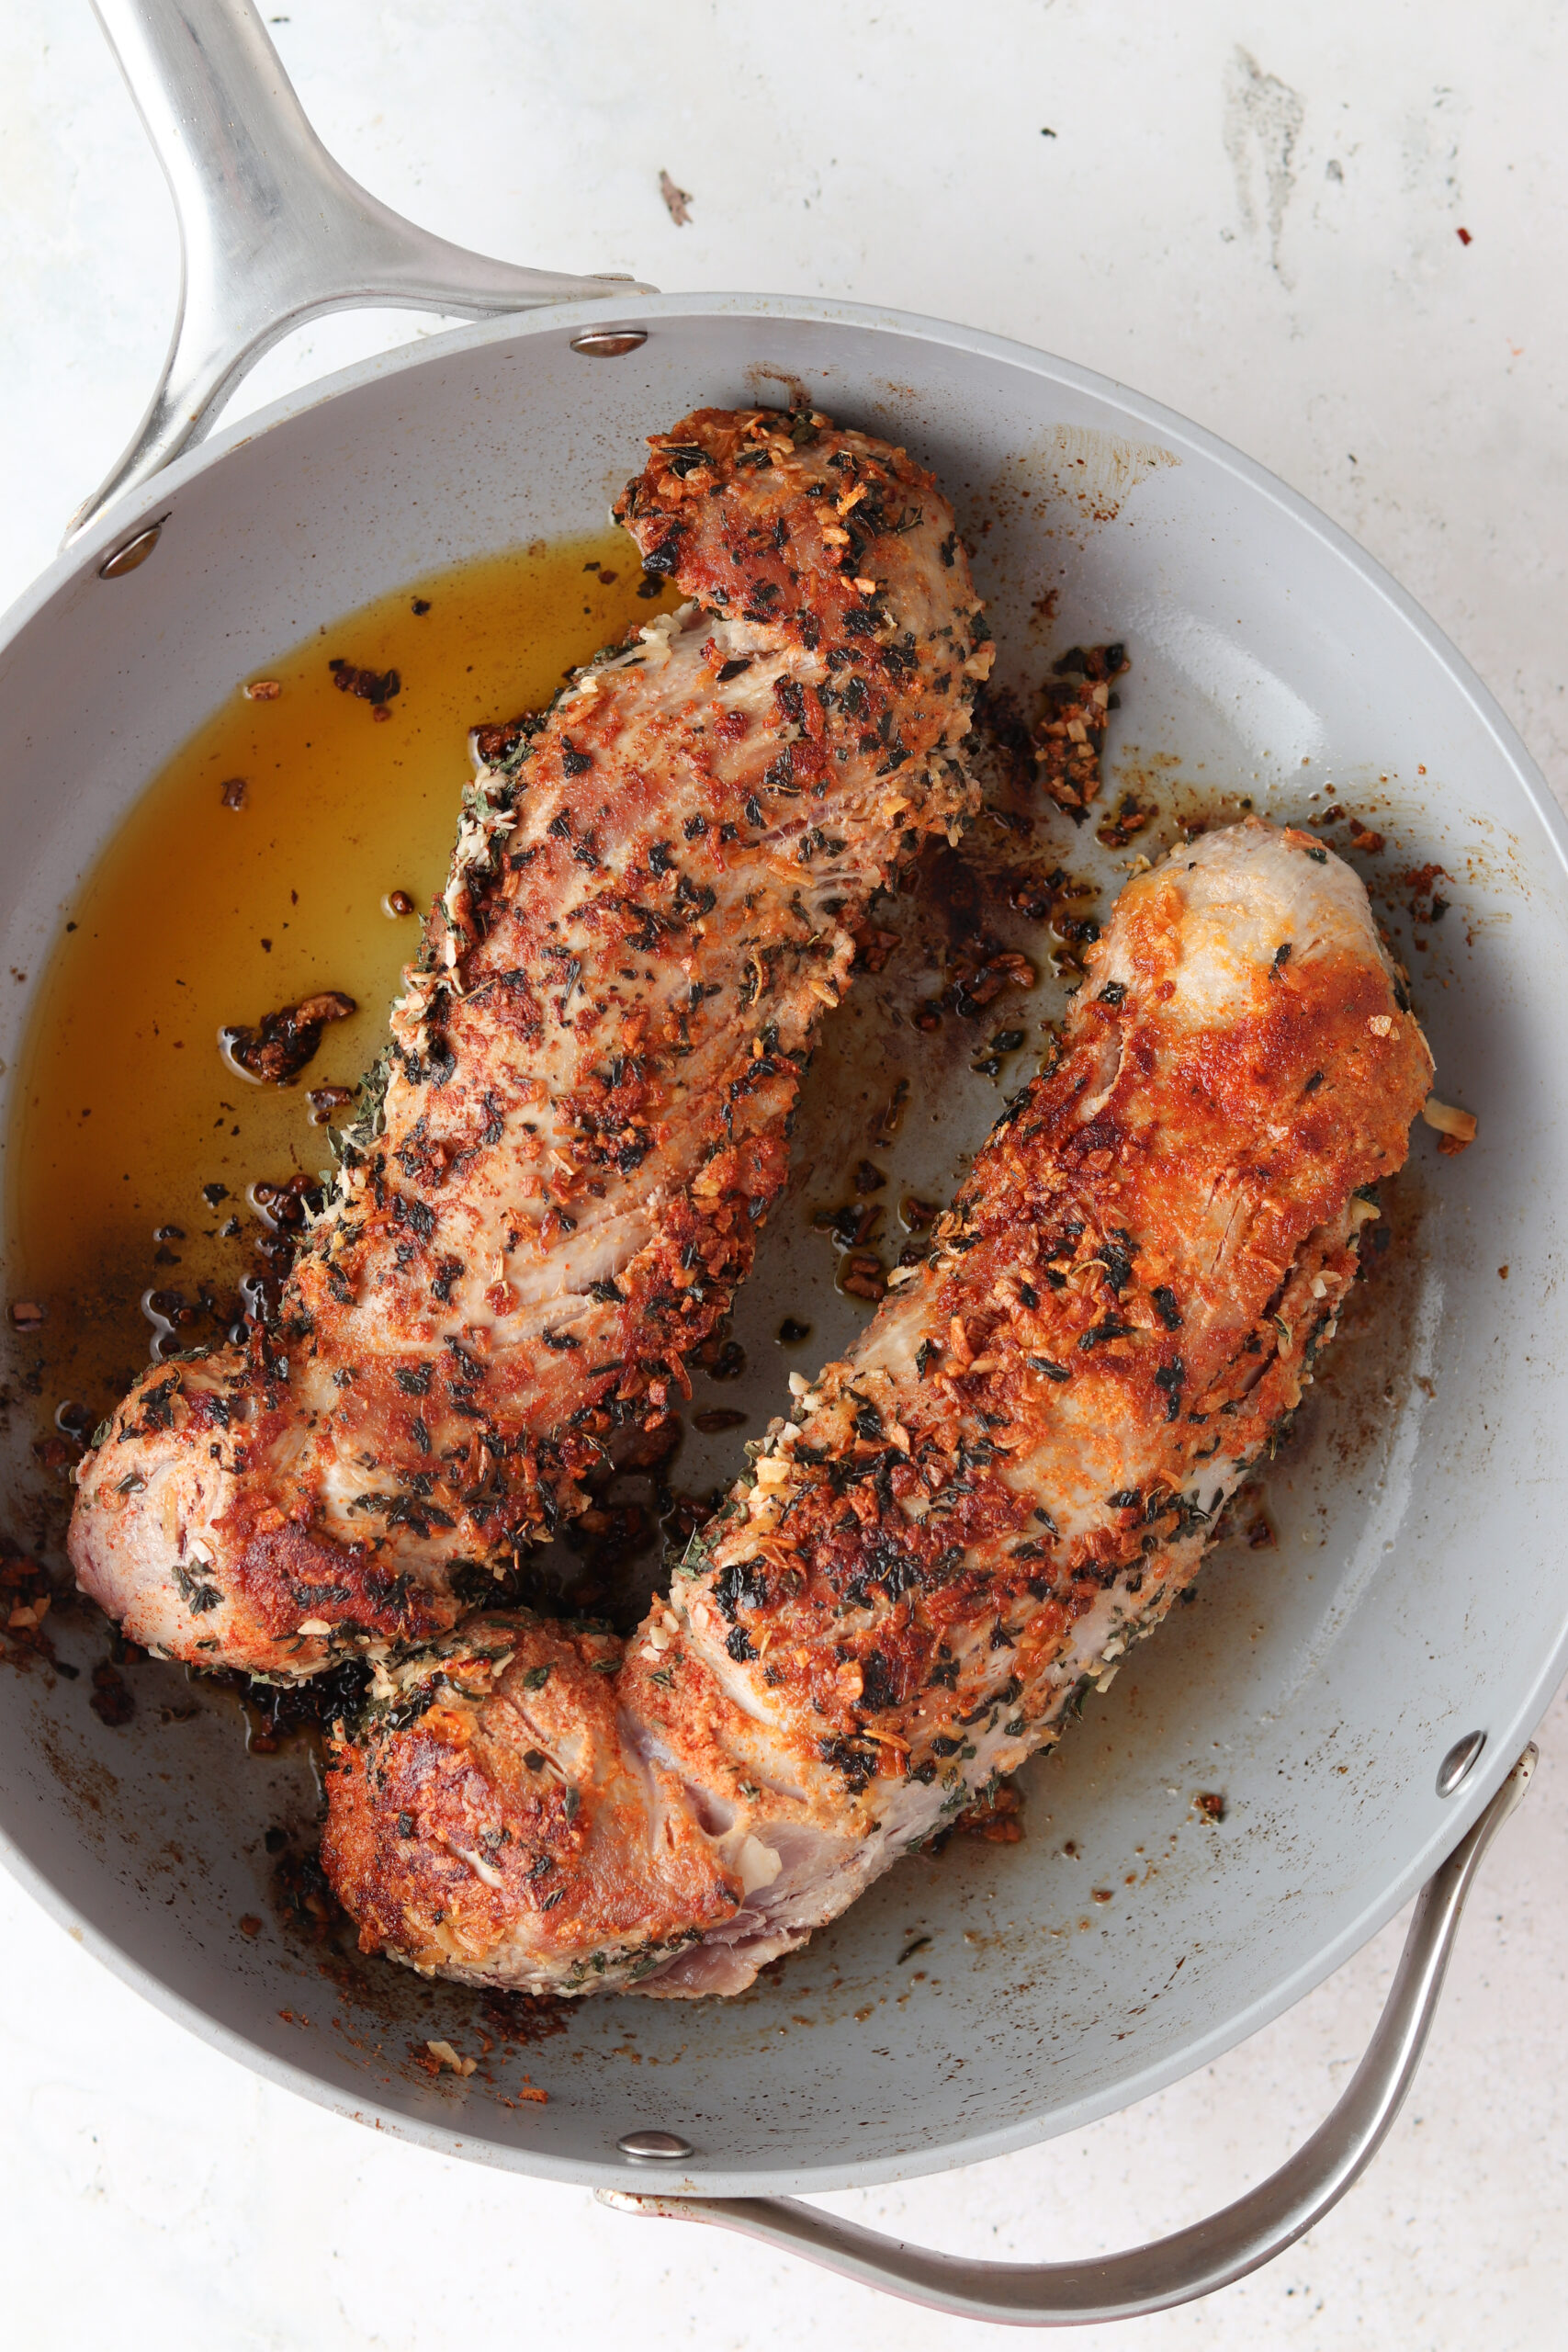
[2,4,1565,2343]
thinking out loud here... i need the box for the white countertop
[3,3,1566,2343]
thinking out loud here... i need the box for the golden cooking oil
[9,535,674,1428]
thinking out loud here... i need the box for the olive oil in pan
[9,536,675,1433]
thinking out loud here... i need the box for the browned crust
[673,830,1432,1791]
[321,1615,739,1978]
[70,407,989,1675]
[321,825,1435,1994]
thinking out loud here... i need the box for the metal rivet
[98,523,164,579]
[1437,1729,1486,1797]
[570,328,649,358]
[617,2128,693,2162]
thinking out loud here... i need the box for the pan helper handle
[603,1748,1536,2327]
[70,0,657,540]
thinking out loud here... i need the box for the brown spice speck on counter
[659,169,693,226]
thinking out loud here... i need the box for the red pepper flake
[1456,226,1472,245]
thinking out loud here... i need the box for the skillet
[0,0,1562,2323]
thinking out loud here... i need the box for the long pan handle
[603,1747,1535,2328]
[71,0,656,540]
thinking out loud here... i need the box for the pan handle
[70,0,657,541]
[603,1746,1536,2328]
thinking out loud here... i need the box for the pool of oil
[8,534,676,1436]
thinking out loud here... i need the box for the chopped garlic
[734,1835,784,1896]
[1422,1097,1477,1145]
[426,2039,477,2077]
[448,1841,504,1891]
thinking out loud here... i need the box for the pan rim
[1,288,1563,2197]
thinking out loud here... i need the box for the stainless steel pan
[1,1,1562,2324]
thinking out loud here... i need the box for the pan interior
[0,300,1562,2196]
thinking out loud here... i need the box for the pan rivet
[617,2128,694,2161]
[571,328,649,357]
[98,523,163,579]
[1436,1730,1486,1797]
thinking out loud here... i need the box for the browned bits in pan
[470,714,532,768]
[220,990,356,1085]
[840,1248,887,1301]
[90,1662,135,1725]
[942,1778,1024,1847]
[328,657,400,715]
[308,1084,356,1125]
[814,1203,882,1252]
[850,922,900,974]
[1035,642,1129,813]
[1096,792,1154,849]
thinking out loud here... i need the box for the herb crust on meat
[321,820,1434,1997]
[69,408,990,1677]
